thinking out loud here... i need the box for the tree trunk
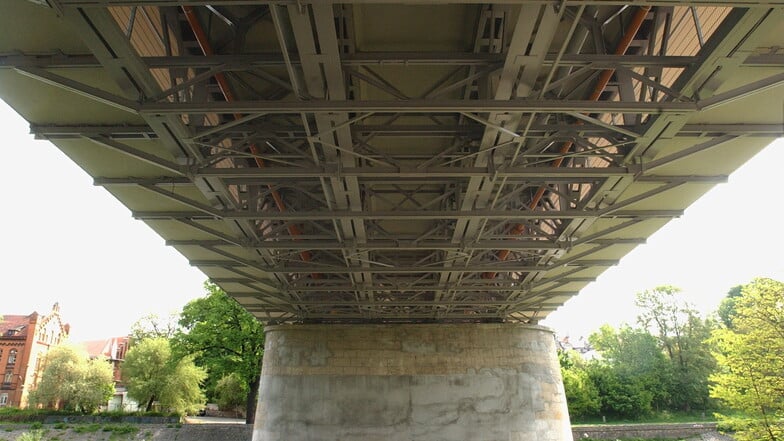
[245,374,260,424]
[146,396,155,412]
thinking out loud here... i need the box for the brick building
[0,303,70,408]
[80,336,134,411]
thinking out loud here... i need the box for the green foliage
[130,313,180,342]
[717,285,743,329]
[101,424,138,435]
[635,286,717,412]
[710,278,784,441]
[72,424,101,434]
[14,430,43,441]
[27,345,115,413]
[173,282,264,422]
[586,362,653,419]
[588,324,668,417]
[214,373,248,416]
[561,361,601,418]
[122,338,206,416]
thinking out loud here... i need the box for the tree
[636,286,717,412]
[559,349,600,419]
[587,363,654,419]
[122,337,206,415]
[717,285,743,329]
[214,373,248,418]
[130,312,180,342]
[173,282,265,424]
[710,278,784,441]
[28,344,114,412]
[588,325,667,417]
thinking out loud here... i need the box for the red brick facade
[0,303,69,408]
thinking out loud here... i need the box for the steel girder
[4,1,783,322]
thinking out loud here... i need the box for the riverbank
[0,421,734,441]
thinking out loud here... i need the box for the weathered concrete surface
[253,323,572,441]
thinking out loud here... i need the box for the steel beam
[139,99,697,114]
[189,260,619,274]
[133,209,683,220]
[165,238,644,250]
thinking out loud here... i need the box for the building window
[0,393,8,407]
[7,350,16,365]
[3,371,11,386]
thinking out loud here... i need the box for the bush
[102,424,138,435]
[72,424,101,434]
[14,431,44,441]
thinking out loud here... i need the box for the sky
[1,98,782,342]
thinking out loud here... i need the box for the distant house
[79,336,136,411]
[0,303,70,408]
[557,335,600,361]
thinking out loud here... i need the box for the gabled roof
[79,336,130,360]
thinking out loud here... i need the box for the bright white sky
[1,99,782,342]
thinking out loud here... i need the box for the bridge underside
[1,1,782,325]
[3,2,783,439]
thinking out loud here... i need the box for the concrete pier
[252,323,572,441]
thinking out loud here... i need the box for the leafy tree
[173,282,265,424]
[130,312,180,342]
[122,337,206,415]
[28,344,114,412]
[636,286,717,412]
[559,350,600,419]
[717,285,743,329]
[710,278,784,441]
[588,325,666,417]
[214,373,248,417]
[587,363,653,419]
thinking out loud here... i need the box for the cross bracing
[1,1,782,323]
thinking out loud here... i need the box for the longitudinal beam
[190,260,618,273]
[134,209,682,220]
[166,238,644,250]
[139,99,696,114]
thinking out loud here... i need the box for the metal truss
[7,1,783,323]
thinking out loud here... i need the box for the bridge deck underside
[1,1,782,323]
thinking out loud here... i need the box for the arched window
[7,350,17,365]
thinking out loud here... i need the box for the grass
[103,424,139,441]
[0,407,179,423]
[71,424,101,434]
[14,430,44,441]
[102,424,138,434]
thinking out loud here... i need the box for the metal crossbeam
[5,0,780,325]
[139,99,697,114]
[189,260,619,273]
[134,209,682,220]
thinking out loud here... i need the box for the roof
[0,314,32,337]
[78,336,130,360]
